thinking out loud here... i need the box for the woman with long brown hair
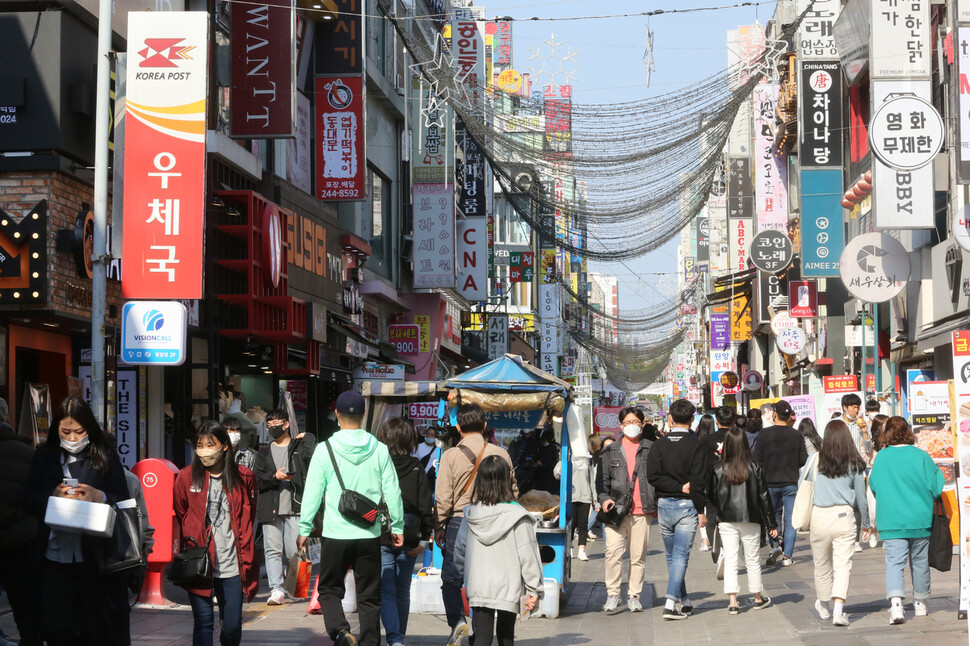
[707,427,777,615]
[805,420,871,626]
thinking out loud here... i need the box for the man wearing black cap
[753,400,807,567]
[297,390,404,646]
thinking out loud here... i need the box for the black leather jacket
[707,460,776,529]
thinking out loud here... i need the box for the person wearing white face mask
[173,421,258,646]
[412,425,439,491]
[595,407,657,614]
[23,396,131,646]
[226,417,256,471]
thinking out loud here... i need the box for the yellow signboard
[730,293,752,341]
[414,314,431,353]
[497,69,523,93]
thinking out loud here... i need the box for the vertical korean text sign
[316,76,366,200]
[121,12,209,300]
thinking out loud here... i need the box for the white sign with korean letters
[487,314,509,360]
[412,183,456,288]
[869,95,943,170]
[872,80,935,229]
[870,0,931,78]
[797,0,841,60]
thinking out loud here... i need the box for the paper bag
[284,551,312,599]
[307,572,322,614]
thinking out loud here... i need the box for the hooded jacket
[382,454,435,547]
[0,423,36,551]
[453,502,544,613]
[298,428,404,539]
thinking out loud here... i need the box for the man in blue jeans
[753,400,807,567]
[647,399,708,620]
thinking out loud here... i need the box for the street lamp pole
[90,0,113,426]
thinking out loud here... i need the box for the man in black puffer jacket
[0,398,40,645]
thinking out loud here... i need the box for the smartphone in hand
[63,478,79,488]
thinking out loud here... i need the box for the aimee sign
[230,0,295,138]
[121,12,209,300]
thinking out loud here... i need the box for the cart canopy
[442,354,570,394]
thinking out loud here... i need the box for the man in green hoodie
[298,390,404,646]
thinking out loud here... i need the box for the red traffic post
[132,458,180,606]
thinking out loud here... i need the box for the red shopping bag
[284,551,313,599]
[307,572,322,614]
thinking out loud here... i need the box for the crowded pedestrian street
[4,527,962,646]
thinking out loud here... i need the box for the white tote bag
[791,454,819,531]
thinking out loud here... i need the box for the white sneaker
[854,542,863,553]
[267,589,286,605]
[570,548,574,558]
[766,546,783,565]
[699,542,711,552]
[447,619,469,645]
[578,548,589,561]
[781,557,794,567]
[889,606,906,625]
[715,554,725,581]
[587,531,597,542]
[815,599,831,620]
[914,600,927,617]
[869,534,879,548]
[832,613,850,627]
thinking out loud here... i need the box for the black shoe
[334,629,358,646]
[753,596,772,610]
[728,605,740,615]
[663,607,689,620]
[678,603,693,616]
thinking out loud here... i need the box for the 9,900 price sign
[388,324,421,355]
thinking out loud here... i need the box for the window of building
[368,167,393,278]
[367,0,388,76]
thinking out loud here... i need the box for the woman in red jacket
[174,421,258,646]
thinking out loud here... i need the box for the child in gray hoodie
[454,456,544,646]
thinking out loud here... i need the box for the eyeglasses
[267,422,286,428]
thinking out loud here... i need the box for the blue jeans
[768,485,798,557]
[657,498,698,601]
[884,537,931,601]
[440,516,466,627]
[188,576,243,646]
[380,546,418,644]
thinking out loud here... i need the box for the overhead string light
[388,3,812,262]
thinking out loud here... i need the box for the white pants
[719,521,763,595]
[809,505,857,601]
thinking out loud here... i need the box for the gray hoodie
[454,502,545,613]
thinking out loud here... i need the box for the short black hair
[618,407,645,424]
[266,409,288,424]
[379,417,418,457]
[714,406,735,427]
[223,417,243,431]
[669,399,696,425]
[841,393,862,409]
[456,403,486,433]
[865,398,881,413]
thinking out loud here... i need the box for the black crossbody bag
[597,463,639,527]
[326,441,383,529]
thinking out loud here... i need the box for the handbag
[326,441,382,530]
[928,498,953,572]
[168,488,214,588]
[102,499,146,575]
[284,548,313,599]
[596,462,639,527]
[791,454,818,531]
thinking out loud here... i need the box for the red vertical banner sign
[121,12,209,299]
[230,0,295,138]
[315,76,366,200]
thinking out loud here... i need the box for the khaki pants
[809,505,857,602]
[603,514,652,597]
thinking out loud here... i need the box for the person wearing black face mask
[508,427,540,494]
[253,410,316,605]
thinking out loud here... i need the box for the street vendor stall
[439,354,581,616]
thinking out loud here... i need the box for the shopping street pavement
[1,528,966,645]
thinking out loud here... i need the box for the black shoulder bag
[597,459,639,527]
[168,487,214,589]
[326,441,382,529]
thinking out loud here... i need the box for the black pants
[0,546,41,645]
[42,559,130,646]
[318,537,382,646]
[470,606,516,646]
[572,502,591,547]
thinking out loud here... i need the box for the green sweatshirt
[298,428,404,539]
[869,445,944,540]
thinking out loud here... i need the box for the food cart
[438,354,582,616]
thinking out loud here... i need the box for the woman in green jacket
[869,417,944,627]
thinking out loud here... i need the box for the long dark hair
[695,414,716,439]
[745,409,762,433]
[470,455,515,505]
[870,414,889,450]
[818,420,866,478]
[191,421,242,494]
[721,427,752,485]
[798,418,822,451]
[48,396,116,476]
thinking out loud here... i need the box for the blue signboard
[120,301,187,366]
[800,169,844,277]
[447,407,543,429]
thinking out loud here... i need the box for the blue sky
[486,0,765,311]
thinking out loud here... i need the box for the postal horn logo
[138,38,196,68]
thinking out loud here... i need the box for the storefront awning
[360,381,439,397]
[330,322,380,350]
[915,314,970,353]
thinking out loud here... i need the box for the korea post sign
[121,12,209,300]
[121,301,188,365]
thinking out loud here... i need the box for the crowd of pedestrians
[0,388,953,645]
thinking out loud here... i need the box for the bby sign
[121,12,209,299]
